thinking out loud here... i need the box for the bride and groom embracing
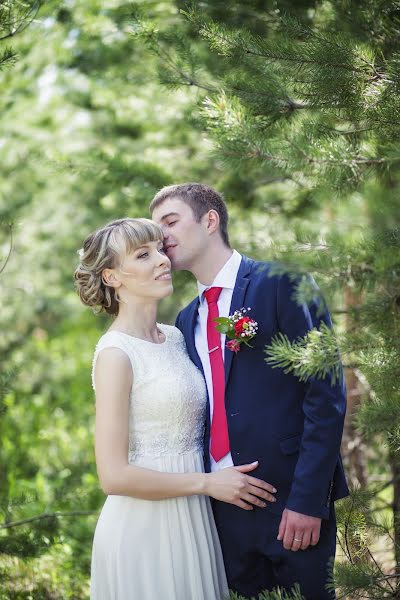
[75,183,349,600]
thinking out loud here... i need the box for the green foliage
[0,46,17,71]
[2,0,400,597]
[265,322,342,384]
[332,488,400,598]
[145,1,400,596]
[150,2,399,203]
[0,0,40,72]
[0,0,208,596]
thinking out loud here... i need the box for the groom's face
[152,197,207,271]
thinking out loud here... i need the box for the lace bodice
[92,325,207,462]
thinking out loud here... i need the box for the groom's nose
[162,229,172,246]
[158,242,169,258]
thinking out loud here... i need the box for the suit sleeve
[277,273,347,519]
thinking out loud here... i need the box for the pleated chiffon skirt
[90,451,229,600]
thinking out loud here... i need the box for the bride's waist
[128,448,205,471]
[128,434,204,459]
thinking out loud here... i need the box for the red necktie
[204,287,230,462]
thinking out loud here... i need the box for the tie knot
[204,286,223,305]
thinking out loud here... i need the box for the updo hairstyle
[74,218,163,316]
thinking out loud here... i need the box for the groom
[151,183,349,600]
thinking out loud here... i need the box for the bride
[74,217,276,600]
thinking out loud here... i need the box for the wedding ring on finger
[294,537,302,542]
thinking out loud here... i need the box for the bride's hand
[204,461,277,510]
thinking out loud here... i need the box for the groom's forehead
[159,210,180,220]
[153,198,192,221]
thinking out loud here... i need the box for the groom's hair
[150,183,230,247]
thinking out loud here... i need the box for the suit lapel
[224,256,253,385]
[185,298,210,451]
[185,298,204,374]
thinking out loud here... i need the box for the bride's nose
[157,250,170,266]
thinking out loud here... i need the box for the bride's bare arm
[94,348,277,510]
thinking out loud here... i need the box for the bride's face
[105,239,173,302]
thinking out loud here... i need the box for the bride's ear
[102,269,121,289]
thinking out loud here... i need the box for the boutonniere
[215,308,258,353]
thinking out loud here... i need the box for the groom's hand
[205,461,277,510]
[277,508,321,551]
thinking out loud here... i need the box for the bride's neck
[110,300,160,341]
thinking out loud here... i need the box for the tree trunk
[342,287,368,487]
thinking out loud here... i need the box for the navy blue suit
[176,255,349,599]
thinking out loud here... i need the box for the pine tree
[0,0,40,72]
[141,1,400,596]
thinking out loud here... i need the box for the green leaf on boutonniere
[214,317,231,334]
[216,323,230,334]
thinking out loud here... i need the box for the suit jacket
[176,255,349,519]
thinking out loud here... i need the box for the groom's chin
[169,260,185,272]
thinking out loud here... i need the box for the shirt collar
[197,249,242,302]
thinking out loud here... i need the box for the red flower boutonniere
[215,308,258,353]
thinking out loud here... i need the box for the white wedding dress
[90,324,229,600]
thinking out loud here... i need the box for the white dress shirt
[195,249,243,472]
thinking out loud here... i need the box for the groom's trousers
[212,499,337,600]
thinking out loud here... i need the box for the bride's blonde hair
[75,218,163,316]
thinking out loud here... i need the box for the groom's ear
[205,209,220,235]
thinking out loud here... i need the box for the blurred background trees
[1,0,399,598]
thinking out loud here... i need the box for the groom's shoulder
[244,255,287,285]
[175,296,198,331]
[244,256,313,300]
[180,296,199,315]
[245,256,321,307]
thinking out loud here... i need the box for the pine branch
[333,489,400,597]
[154,42,215,91]
[0,510,98,530]
[243,46,367,75]
[184,9,371,77]
[202,93,397,174]
[264,323,342,384]
[0,47,17,71]
[130,17,216,92]
[228,81,310,112]
[0,223,13,275]
[0,0,41,41]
